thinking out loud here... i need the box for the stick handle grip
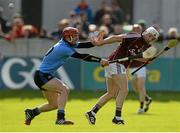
[109,57,128,63]
[109,54,142,64]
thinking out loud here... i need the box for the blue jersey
[38,39,78,74]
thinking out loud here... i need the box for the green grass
[0,90,180,132]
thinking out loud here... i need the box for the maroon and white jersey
[108,32,151,68]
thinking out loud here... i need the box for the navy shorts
[34,70,54,90]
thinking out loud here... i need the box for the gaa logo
[0,57,74,90]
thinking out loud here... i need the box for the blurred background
[0,0,180,91]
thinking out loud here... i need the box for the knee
[122,87,129,95]
[61,85,70,95]
[114,91,119,98]
[106,92,116,99]
[136,82,145,91]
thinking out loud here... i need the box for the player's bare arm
[91,34,125,46]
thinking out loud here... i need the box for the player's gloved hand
[100,59,109,67]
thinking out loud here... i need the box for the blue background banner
[0,57,81,90]
[0,57,180,91]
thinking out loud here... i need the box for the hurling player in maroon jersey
[128,24,152,114]
[85,26,159,125]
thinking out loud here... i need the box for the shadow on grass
[128,112,159,116]
[0,89,180,102]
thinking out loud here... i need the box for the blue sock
[58,109,65,114]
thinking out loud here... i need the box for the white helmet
[142,26,159,40]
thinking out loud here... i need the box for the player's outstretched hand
[90,31,105,46]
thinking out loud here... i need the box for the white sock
[91,111,96,116]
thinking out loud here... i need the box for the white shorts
[104,62,126,78]
[129,67,146,78]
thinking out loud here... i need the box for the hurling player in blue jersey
[24,27,109,125]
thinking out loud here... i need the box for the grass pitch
[0,90,180,132]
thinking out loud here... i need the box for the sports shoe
[112,117,125,125]
[137,108,144,114]
[85,111,96,125]
[144,97,152,112]
[55,119,74,125]
[24,109,35,125]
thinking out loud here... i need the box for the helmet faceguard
[62,27,79,44]
[142,27,159,42]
